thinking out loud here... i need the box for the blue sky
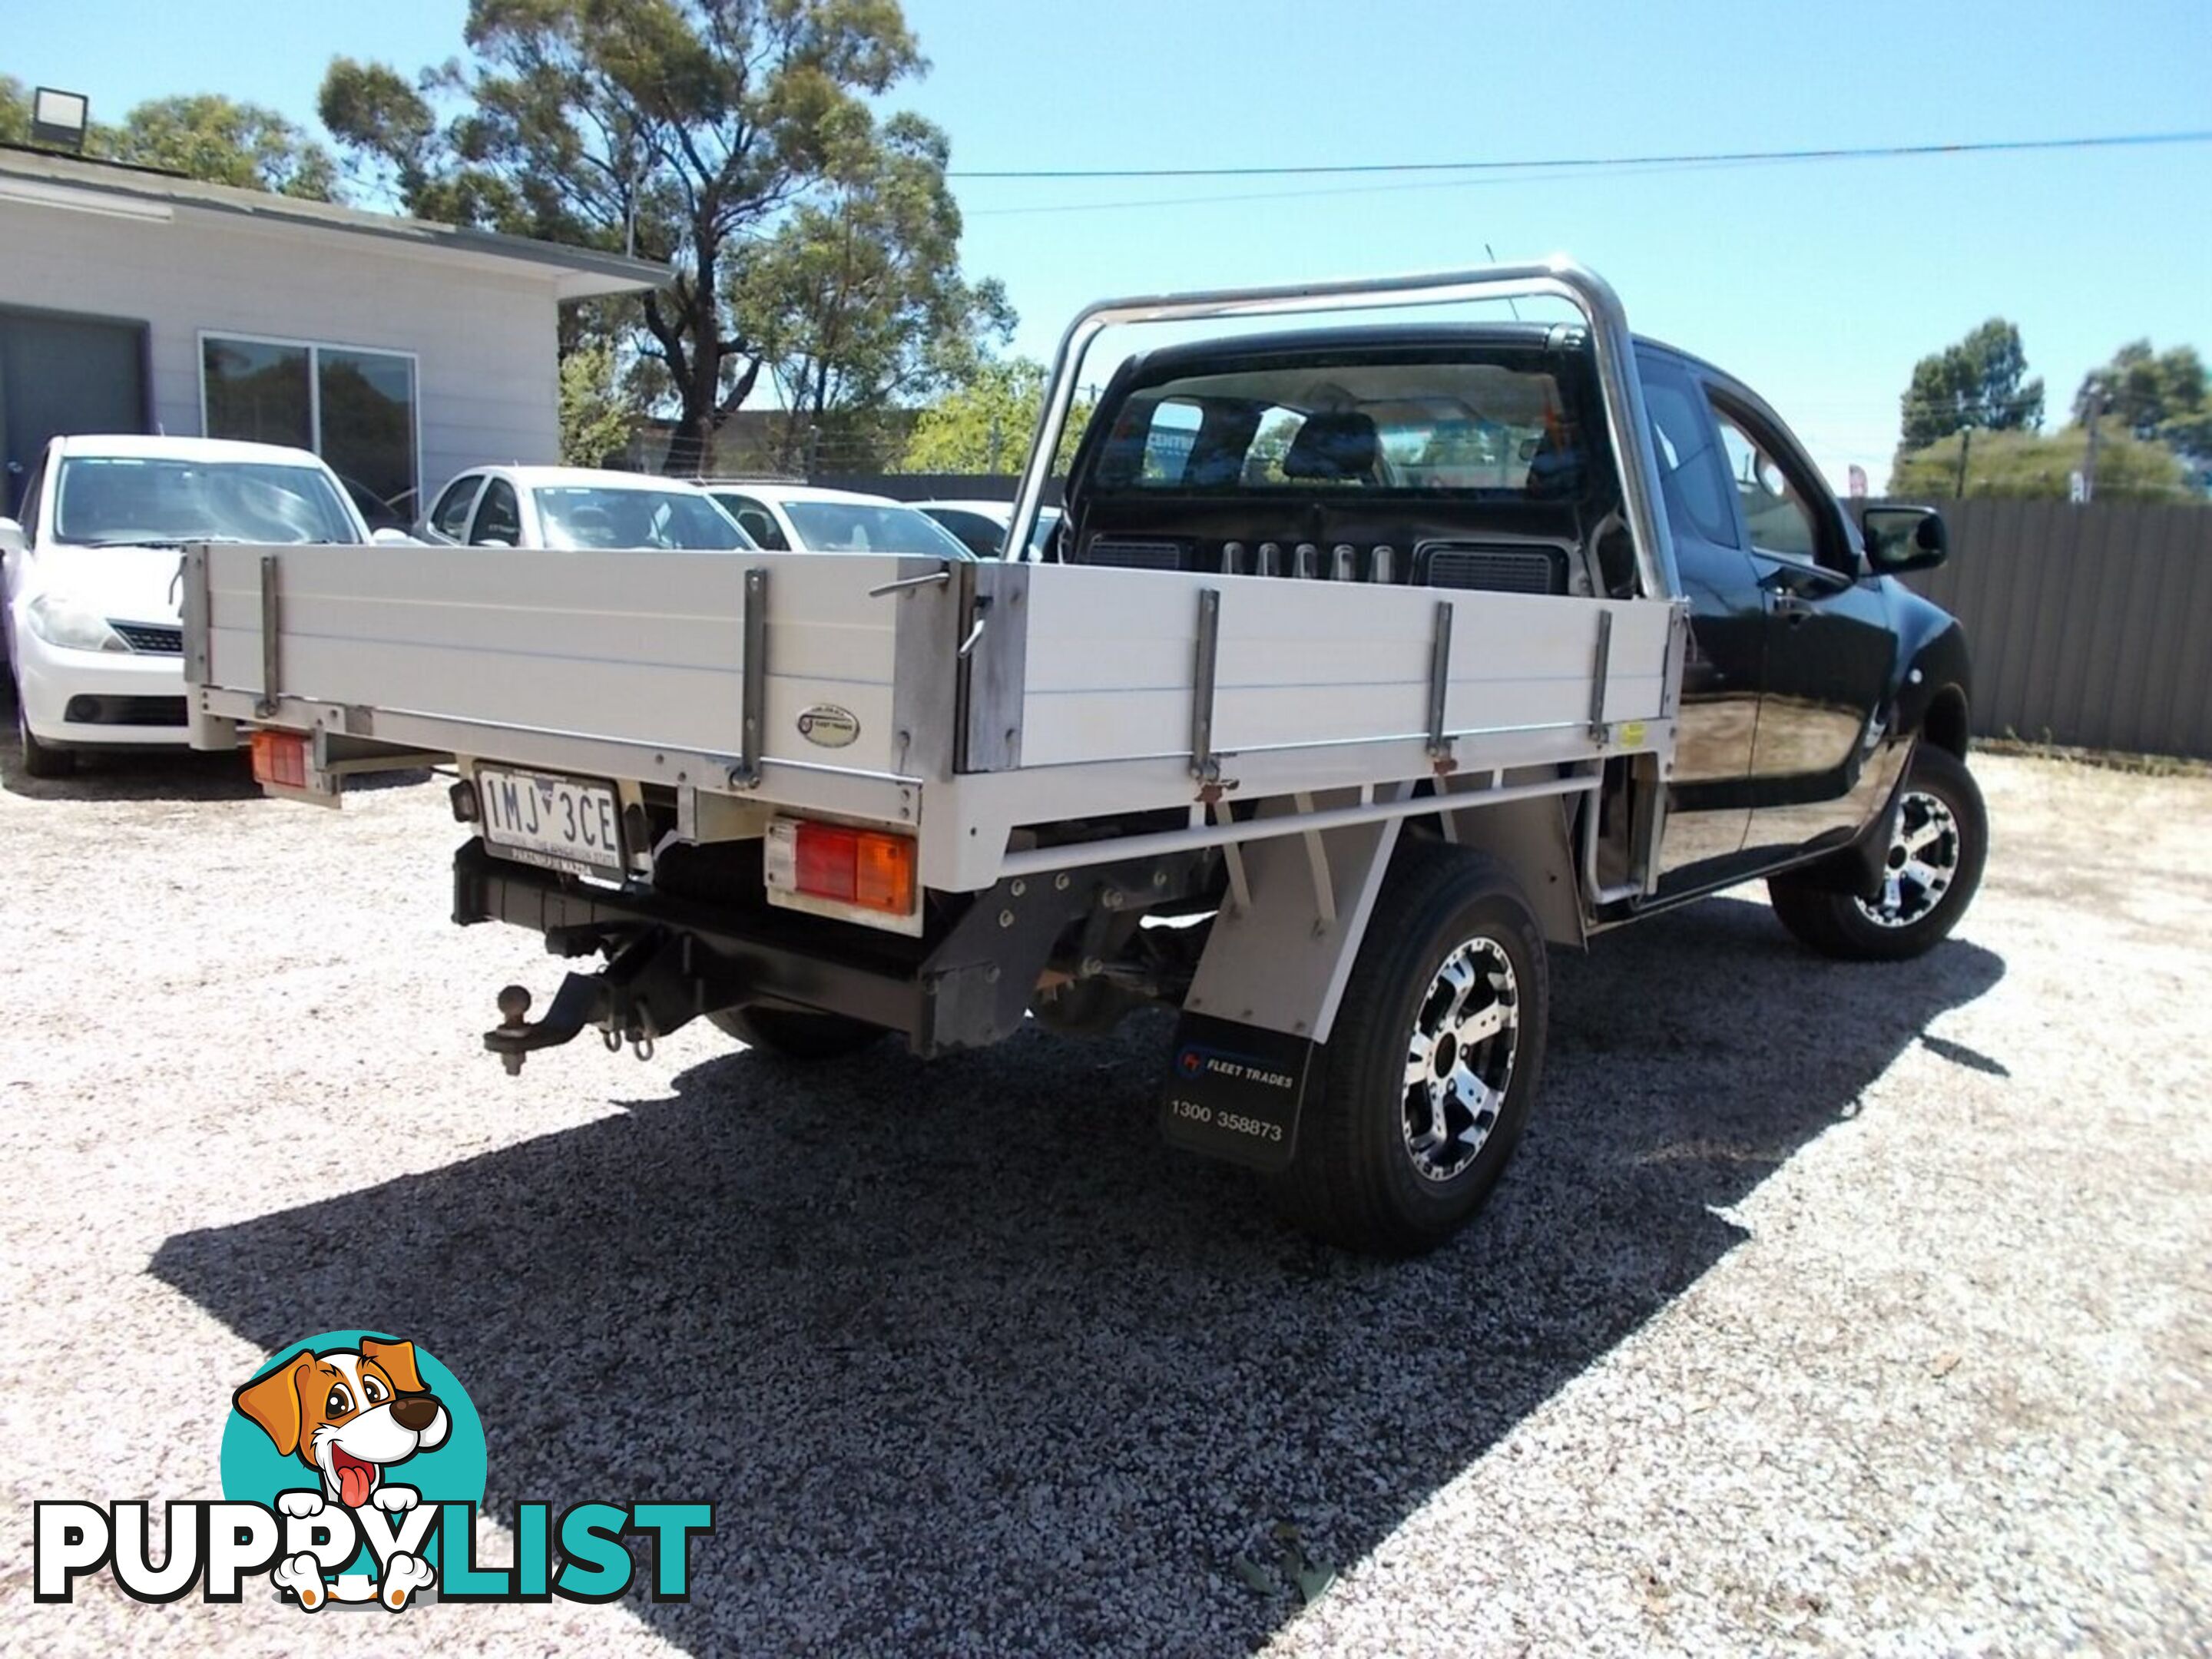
[10,0,2208,485]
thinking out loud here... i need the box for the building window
[201,335,418,529]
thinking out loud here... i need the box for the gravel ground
[2,740,2207,1656]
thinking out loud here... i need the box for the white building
[0,145,664,528]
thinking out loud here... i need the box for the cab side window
[430,475,482,541]
[1636,356,1738,549]
[470,479,522,546]
[1712,407,1821,564]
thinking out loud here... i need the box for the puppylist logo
[35,1330,711,1612]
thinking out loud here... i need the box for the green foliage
[1898,319,2044,452]
[318,0,994,475]
[2075,339,2211,466]
[0,75,28,144]
[558,341,645,466]
[107,94,340,199]
[2,76,339,200]
[1889,425,2197,502]
[900,359,1091,475]
[728,111,1012,470]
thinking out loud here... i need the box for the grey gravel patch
[2,742,2208,1656]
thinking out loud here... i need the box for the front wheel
[14,684,75,779]
[1270,841,1549,1256]
[707,1004,886,1062]
[1768,744,1988,962]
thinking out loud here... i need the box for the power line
[948,128,2212,181]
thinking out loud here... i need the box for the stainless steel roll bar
[1004,257,1681,602]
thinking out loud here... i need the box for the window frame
[1634,349,1742,552]
[428,473,485,542]
[15,454,48,546]
[1700,384,1852,578]
[197,329,422,523]
[469,476,524,546]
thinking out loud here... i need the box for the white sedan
[2,434,379,778]
[694,482,975,560]
[416,465,756,551]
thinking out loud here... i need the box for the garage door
[0,306,150,515]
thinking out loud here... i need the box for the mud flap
[1159,1012,1318,1174]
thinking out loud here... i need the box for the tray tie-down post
[483,929,702,1074]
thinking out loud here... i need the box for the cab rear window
[1091,356,1590,499]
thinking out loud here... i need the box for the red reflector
[250,730,309,790]
[793,822,860,903]
[784,820,917,916]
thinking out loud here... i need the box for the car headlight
[25,594,127,653]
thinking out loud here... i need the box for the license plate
[476,767,624,876]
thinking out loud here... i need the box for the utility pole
[2081,379,2105,505]
[1955,426,1972,499]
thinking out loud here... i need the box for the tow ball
[483,980,660,1075]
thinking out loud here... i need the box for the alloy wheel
[1402,936,1521,1182]
[1856,789,1962,929]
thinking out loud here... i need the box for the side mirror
[369,527,416,546]
[0,516,24,557]
[473,538,513,549]
[1862,505,1948,575]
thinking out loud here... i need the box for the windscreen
[1090,355,1589,499]
[52,456,363,545]
[533,486,753,551]
[783,501,972,557]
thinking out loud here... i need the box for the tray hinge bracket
[253,553,280,718]
[1189,586,1222,782]
[1426,599,1455,761]
[730,565,767,790]
[1587,608,1614,743]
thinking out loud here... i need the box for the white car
[2,434,380,778]
[417,465,755,551]
[914,498,1065,561]
[694,482,975,560]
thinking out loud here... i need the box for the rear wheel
[1270,841,1548,1255]
[1769,743,1987,962]
[707,1004,885,1061]
[14,685,75,779]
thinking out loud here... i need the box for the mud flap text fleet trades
[1159,1013,1316,1174]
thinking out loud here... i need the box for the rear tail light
[250,730,310,790]
[766,817,918,921]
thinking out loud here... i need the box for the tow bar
[482,930,697,1075]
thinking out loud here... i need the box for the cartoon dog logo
[233,1336,449,1608]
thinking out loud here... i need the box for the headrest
[1281,412,1379,482]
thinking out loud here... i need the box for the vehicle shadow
[151,896,2004,1656]
[0,684,432,802]
[0,738,264,803]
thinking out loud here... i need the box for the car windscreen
[52,456,363,545]
[532,486,753,551]
[782,501,973,557]
[1089,355,1591,500]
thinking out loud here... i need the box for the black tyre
[1270,840,1548,1255]
[15,687,75,779]
[1769,744,1987,962]
[707,1004,885,1061]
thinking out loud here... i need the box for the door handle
[1767,590,1816,621]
